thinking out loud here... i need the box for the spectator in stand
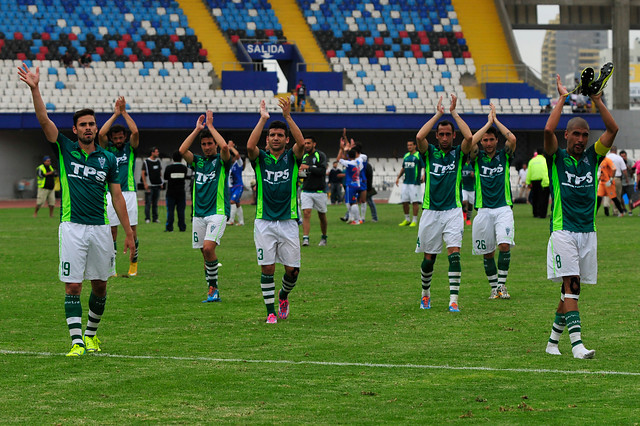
[295,79,306,112]
[61,51,74,68]
[289,90,296,112]
[79,53,92,68]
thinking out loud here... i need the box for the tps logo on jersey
[195,171,217,184]
[431,162,456,175]
[479,164,504,177]
[404,162,416,169]
[264,169,290,184]
[564,171,593,186]
[114,154,128,168]
[69,161,107,182]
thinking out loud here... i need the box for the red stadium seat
[230,35,240,43]
[68,33,77,40]
[170,34,179,42]
[168,54,178,63]
[128,54,138,62]
[14,32,24,40]
[443,51,452,58]
[122,34,132,42]
[326,49,336,57]
[399,30,408,38]
[114,47,123,56]
[95,47,104,55]
[462,51,471,58]
[439,37,448,46]
[375,50,384,57]
[356,36,365,45]
[455,32,464,39]
[265,29,274,37]
[136,41,146,49]
[17,52,27,60]
[199,48,208,57]
[41,32,51,41]
[374,37,383,45]
[118,40,127,48]
[142,48,152,56]
[414,51,423,58]
[36,53,46,60]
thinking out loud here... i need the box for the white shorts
[547,230,597,284]
[415,208,464,254]
[462,189,475,205]
[58,222,114,282]
[254,219,300,267]
[192,215,227,248]
[401,184,422,203]
[301,192,328,213]
[107,191,139,227]
[471,206,515,255]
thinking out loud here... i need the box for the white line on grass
[2,349,639,376]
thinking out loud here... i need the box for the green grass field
[1,203,639,423]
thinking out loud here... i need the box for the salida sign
[244,43,293,60]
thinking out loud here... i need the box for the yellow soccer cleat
[83,335,102,352]
[398,220,410,226]
[128,262,138,277]
[409,222,417,227]
[66,344,86,357]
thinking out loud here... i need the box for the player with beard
[18,63,135,356]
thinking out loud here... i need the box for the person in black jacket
[300,136,328,246]
[163,151,188,232]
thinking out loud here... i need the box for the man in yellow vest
[35,155,56,217]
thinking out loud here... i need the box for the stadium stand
[0,0,550,113]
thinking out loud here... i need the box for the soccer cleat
[128,262,138,277]
[488,288,500,300]
[318,238,327,246]
[278,298,289,319]
[588,62,613,96]
[572,344,595,359]
[409,222,417,227]
[266,313,278,324]
[226,220,234,225]
[398,219,410,226]
[202,287,220,303]
[568,67,595,95]
[66,344,86,357]
[302,237,309,246]
[83,335,102,352]
[340,215,349,222]
[349,221,360,225]
[545,343,562,356]
[497,284,510,299]
[448,302,460,312]
[420,296,431,310]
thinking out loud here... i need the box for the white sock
[545,342,562,355]
[572,344,595,359]
[236,206,244,224]
[229,204,237,223]
[360,203,367,220]
[412,215,418,223]
[405,214,410,221]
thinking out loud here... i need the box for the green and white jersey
[461,162,474,191]
[473,148,512,209]
[253,148,300,220]
[53,133,118,225]
[104,141,136,192]
[402,151,423,185]
[548,144,604,233]
[420,144,464,211]
[190,154,231,218]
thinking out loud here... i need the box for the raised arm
[279,97,305,160]
[247,100,270,161]
[470,105,495,159]
[450,94,472,155]
[492,104,517,154]
[179,114,205,165]
[543,75,567,156]
[228,140,241,162]
[17,63,58,142]
[205,110,229,162]
[120,97,139,149]
[336,137,347,161]
[98,96,125,147]
[416,96,444,153]
[590,93,618,149]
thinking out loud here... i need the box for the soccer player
[354,143,369,221]
[180,111,231,303]
[461,157,474,226]
[227,140,245,226]
[247,98,305,324]
[300,136,328,246]
[18,63,135,356]
[469,104,517,300]
[543,74,618,359]
[336,138,362,224]
[415,94,472,312]
[98,96,140,277]
[396,140,423,227]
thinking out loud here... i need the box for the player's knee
[568,276,581,295]
[303,209,312,218]
[289,267,300,280]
